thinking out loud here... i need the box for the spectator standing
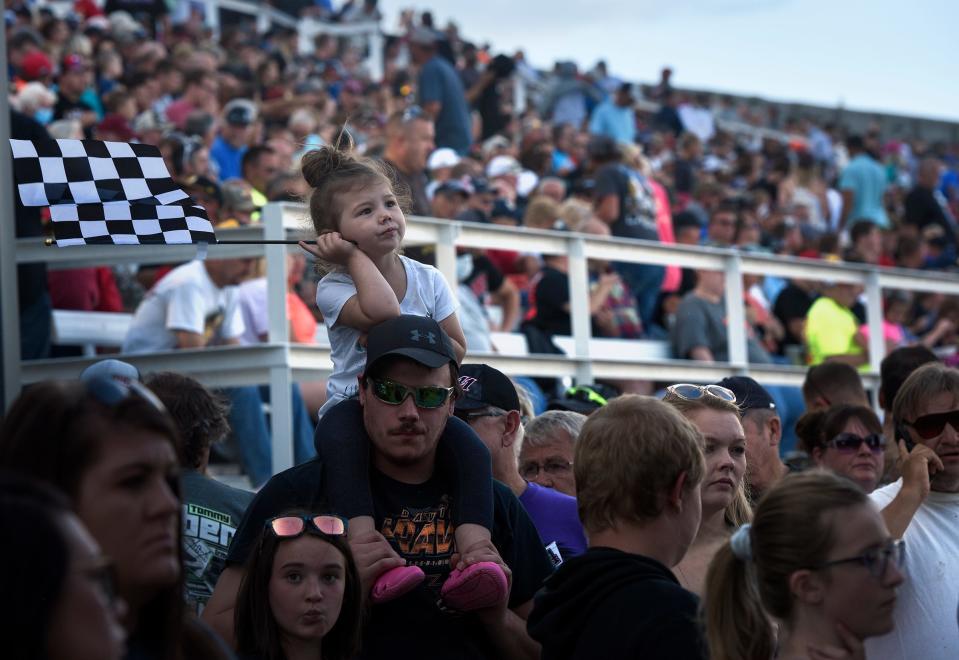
[456,364,588,562]
[382,107,435,216]
[145,372,255,616]
[839,135,889,229]
[878,346,939,480]
[868,363,959,660]
[409,27,472,155]
[588,82,636,145]
[905,158,958,257]
[53,53,97,138]
[528,395,708,660]
[804,280,868,368]
[801,362,870,411]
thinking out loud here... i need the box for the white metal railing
[13,202,959,474]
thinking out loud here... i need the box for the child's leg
[314,399,376,539]
[317,398,423,601]
[437,417,509,611]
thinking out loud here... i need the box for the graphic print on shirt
[182,503,239,614]
[203,308,225,342]
[380,495,456,596]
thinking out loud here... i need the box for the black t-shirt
[531,266,571,336]
[773,283,816,346]
[673,158,696,195]
[904,187,957,244]
[227,459,552,660]
[463,253,505,300]
[10,110,49,310]
[53,95,97,139]
[593,163,659,241]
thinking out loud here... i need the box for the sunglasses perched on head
[905,409,959,440]
[368,377,454,409]
[666,383,737,404]
[267,515,348,539]
[827,432,886,453]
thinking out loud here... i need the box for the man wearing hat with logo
[457,364,587,563]
[715,376,789,501]
[210,98,257,181]
[53,53,97,138]
[208,315,552,658]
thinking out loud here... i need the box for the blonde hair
[663,391,752,526]
[558,198,593,233]
[703,471,868,660]
[575,395,705,534]
[892,362,959,425]
[522,195,561,230]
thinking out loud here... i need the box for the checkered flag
[10,138,217,246]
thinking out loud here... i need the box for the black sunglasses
[368,377,455,409]
[827,432,886,453]
[906,409,959,440]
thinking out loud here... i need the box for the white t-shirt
[315,256,458,417]
[122,260,245,353]
[237,277,269,345]
[866,479,959,660]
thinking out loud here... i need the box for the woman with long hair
[704,471,905,660]
[235,511,363,660]
[0,377,230,659]
[665,383,752,595]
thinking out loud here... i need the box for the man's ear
[788,568,826,607]
[768,415,782,447]
[811,446,824,464]
[667,470,689,510]
[502,410,522,446]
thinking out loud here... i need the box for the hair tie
[730,523,753,562]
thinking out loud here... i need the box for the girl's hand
[299,232,357,266]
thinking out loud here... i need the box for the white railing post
[567,237,593,384]
[513,75,527,116]
[435,221,460,291]
[205,0,221,38]
[865,269,885,375]
[368,25,384,82]
[0,25,21,408]
[263,203,294,474]
[724,252,748,370]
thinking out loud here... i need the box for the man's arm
[174,330,206,348]
[839,188,855,230]
[594,193,619,225]
[490,278,521,332]
[689,346,715,362]
[880,440,944,538]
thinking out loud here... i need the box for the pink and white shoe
[370,565,425,604]
[440,561,509,611]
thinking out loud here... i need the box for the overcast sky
[378,0,958,123]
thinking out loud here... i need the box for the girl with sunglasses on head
[664,383,752,596]
[297,141,508,609]
[235,512,362,660]
[0,472,127,660]
[704,471,905,660]
[0,378,232,660]
[796,405,886,493]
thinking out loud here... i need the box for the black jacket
[527,547,707,660]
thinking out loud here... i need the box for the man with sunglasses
[456,364,587,563]
[208,316,552,659]
[866,363,959,660]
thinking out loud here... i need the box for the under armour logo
[459,376,478,391]
[410,329,437,344]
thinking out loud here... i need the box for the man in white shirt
[867,362,959,660]
[124,257,315,487]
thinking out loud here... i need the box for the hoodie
[527,547,707,660]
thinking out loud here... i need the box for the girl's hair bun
[302,145,346,188]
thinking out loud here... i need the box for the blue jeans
[613,261,666,330]
[223,383,316,487]
[20,291,51,360]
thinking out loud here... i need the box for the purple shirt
[519,482,588,562]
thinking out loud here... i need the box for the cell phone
[896,423,915,453]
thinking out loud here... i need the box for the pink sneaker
[370,565,425,604]
[440,561,509,611]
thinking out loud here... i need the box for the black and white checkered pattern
[10,138,217,246]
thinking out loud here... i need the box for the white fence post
[567,237,593,384]
[434,221,460,291]
[724,252,748,370]
[865,269,885,375]
[263,203,294,474]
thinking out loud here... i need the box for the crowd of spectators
[4,3,959,659]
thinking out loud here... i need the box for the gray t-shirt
[181,471,254,615]
[671,293,771,364]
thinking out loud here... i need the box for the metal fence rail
[12,202,959,474]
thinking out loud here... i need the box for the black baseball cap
[455,364,520,412]
[714,376,776,412]
[365,315,457,371]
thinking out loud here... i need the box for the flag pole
[0,25,22,408]
[44,238,318,246]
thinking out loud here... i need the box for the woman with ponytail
[704,471,905,660]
